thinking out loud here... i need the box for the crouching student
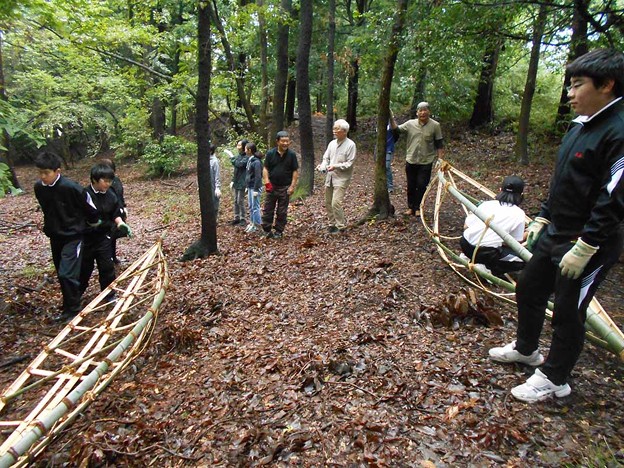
[80,163,133,302]
[34,152,100,321]
[460,175,526,277]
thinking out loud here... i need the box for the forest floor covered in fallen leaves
[1,118,623,467]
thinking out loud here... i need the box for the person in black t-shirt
[261,131,299,238]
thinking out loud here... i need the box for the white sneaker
[474,263,492,275]
[511,369,571,403]
[489,341,544,366]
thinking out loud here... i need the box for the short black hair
[246,141,257,154]
[35,152,62,171]
[275,130,289,141]
[210,143,217,155]
[239,139,249,153]
[90,163,115,182]
[567,48,624,98]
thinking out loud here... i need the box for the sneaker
[262,230,273,238]
[271,231,283,239]
[488,341,544,366]
[328,226,338,233]
[511,369,571,403]
[244,224,254,233]
[54,310,78,323]
[246,224,258,233]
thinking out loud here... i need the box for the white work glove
[526,216,550,251]
[215,188,221,198]
[252,190,259,197]
[316,164,327,173]
[229,181,234,190]
[559,238,599,280]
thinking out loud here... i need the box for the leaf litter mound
[1,123,623,466]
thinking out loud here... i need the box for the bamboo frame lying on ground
[0,238,168,467]
[420,160,624,362]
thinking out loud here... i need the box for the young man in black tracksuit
[34,153,100,321]
[79,163,133,301]
[489,49,624,402]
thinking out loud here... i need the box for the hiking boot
[488,341,544,366]
[511,369,571,403]
[54,310,78,323]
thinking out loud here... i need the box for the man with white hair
[390,102,444,216]
[316,119,357,233]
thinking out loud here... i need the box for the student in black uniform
[100,159,127,264]
[79,163,133,301]
[489,49,624,403]
[34,152,100,321]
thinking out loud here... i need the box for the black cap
[502,175,524,194]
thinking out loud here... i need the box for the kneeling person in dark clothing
[460,175,526,277]
[80,163,133,301]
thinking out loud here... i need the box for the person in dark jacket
[79,163,133,302]
[34,152,100,321]
[489,49,624,403]
[100,159,127,264]
[244,142,263,233]
[229,139,248,226]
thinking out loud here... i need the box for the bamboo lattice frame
[0,239,168,467]
[420,160,624,362]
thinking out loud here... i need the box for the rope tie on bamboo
[7,447,19,461]
[84,390,96,403]
[62,396,76,411]
[32,419,48,435]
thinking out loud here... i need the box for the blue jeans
[247,188,262,225]
[385,151,394,191]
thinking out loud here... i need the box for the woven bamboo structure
[0,239,168,467]
[421,160,624,362]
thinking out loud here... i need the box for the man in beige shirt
[316,119,357,233]
[390,102,444,216]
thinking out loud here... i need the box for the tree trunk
[469,38,502,129]
[151,97,166,142]
[554,0,588,133]
[366,0,408,221]
[346,58,359,131]
[409,59,427,119]
[325,0,336,144]
[285,73,296,125]
[182,0,217,260]
[258,0,269,144]
[296,0,315,196]
[0,33,20,190]
[515,4,547,165]
[210,0,257,134]
[271,0,291,139]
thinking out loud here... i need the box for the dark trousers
[405,162,432,211]
[515,230,622,385]
[50,236,83,315]
[80,234,116,295]
[262,185,290,233]
[460,236,525,276]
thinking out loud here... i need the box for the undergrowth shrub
[141,135,196,177]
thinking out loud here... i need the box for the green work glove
[559,238,598,280]
[118,222,133,239]
[88,219,102,228]
[525,216,550,251]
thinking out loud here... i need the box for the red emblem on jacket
[574,152,583,159]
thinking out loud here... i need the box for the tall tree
[258,0,269,144]
[182,0,217,260]
[0,30,21,190]
[554,0,588,133]
[325,0,336,144]
[469,37,502,129]
[271,0,291,137]
[367,0,409,220]
[296,0,314,195]
[515,4,548,165]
